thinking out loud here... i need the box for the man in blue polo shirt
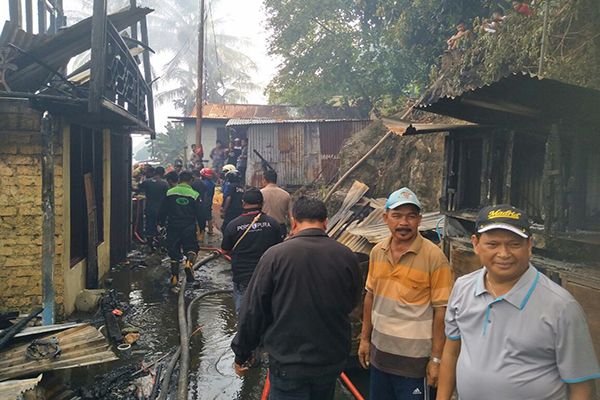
[437,205,600,400]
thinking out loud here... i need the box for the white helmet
[222,164,236,174]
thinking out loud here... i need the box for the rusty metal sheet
[246,124,278,187]
[319,120,370,182]
[0,324,118,382]
[189,103,368,120]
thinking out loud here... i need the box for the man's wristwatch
[430,356,442,365]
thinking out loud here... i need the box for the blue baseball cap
[385,187,422,210]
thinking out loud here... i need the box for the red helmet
[200,167,214,179]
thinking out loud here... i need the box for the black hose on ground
[177,271,190,400]
[156,347,181,400]
[192,251,222,271]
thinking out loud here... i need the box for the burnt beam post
[25,0,34,33]
[140,16,155,133]
[41,112,55,325]
[502,131,514,204]
[89,0,108,113]
[37,0,47,33]
[9,0,22,28]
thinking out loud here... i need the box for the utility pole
[538,0,550,76]
[195,0,205,149]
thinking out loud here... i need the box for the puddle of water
[67,238,369,399]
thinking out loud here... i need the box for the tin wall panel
[247,125,278,187]
[319,121,370,182]
[278,124,306,186]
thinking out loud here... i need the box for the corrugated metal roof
[417,73,600,129]
[381,117,480,136]
[0,324,117,382]
[227,118,370,127]
[187,103,367,120]
[0,374,42,399]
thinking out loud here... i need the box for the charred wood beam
[38,0,47,33]
[9,0,22,29]
[480,134,492,207]
[502,131,514,204]
[41,112,56,325]
[25,0,34,33]
[84,173,99,289]
[140,16,155,133]
[89,0,108,113]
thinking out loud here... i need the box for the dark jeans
[233,281,249,315]
[268,371,338,400]
[370,366,435,400]
[166,224,198,261]
[144,208,159,238]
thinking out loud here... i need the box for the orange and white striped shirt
[366,233,453,378]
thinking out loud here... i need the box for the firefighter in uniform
[159,170,203,286]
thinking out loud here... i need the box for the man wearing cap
[437,205,600,400]
[231,196,362,399]
[358,187,453,399]
[221,187,282,314]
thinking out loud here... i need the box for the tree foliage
[431,0,600,97]
[145,122,187,165]
[148,0,259,114]
[264,0,496,112]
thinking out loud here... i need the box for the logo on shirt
[236,221,272,231]
[412,388,422,395]
[176,198,190,206]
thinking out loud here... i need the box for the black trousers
[166,224,198,261]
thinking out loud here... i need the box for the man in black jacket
[138,166,169,250]
[221,187,282,314]
[158,171,203,286]
[231,196,361,399]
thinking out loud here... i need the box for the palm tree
[145,121,187,164]
[146,0,258,113]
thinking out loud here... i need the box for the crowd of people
[133,143,599,399]
[229,188,599,399]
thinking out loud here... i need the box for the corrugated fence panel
[247,125,278,187]
[278,124,306,186]
[319,121,371,182]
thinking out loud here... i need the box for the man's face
[472,229,532,281]
[383,204,422,242]
[457,23,465,31]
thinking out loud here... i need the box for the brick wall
[0,99,65,316]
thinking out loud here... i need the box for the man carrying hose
[231,196,362,399]
[221,187,282,314]
[158,171,203,287]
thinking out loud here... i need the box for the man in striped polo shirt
[358,188,453,399]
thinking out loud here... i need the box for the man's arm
[568,381,594,400]
[427,306,446,387]
[358,290,373,369]
[436,339,461,400]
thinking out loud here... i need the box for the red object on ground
[260,371,270,400]
[198,246,232,262]
[340,372,365,400]
[112,309,123,317]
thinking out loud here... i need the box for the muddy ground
[59,234,369,400]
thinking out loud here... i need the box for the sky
[1,0,279,150]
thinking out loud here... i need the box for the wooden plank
[89,0,108,113]
[0,322,84,339]
[84,173,99,289]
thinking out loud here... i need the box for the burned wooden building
[0,2,155,319]
[413,73,600,383]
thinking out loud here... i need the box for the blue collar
[475,265,540,310]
